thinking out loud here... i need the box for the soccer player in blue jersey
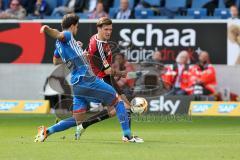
[34,14,142,143]
[74,17,141,141]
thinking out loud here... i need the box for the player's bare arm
[104,67,127,77]
[40,25,64,65]
[40,25,64,40]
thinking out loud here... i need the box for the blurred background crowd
[0,0,239,19]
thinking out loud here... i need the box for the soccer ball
[130,97,148,114]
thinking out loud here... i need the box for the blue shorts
[72,76,118,113]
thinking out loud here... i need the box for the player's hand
[120,71,127,78]
[195,79,203,85]
[0,12,9,18]
[40,25,49,34]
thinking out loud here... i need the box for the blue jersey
[54,31,94,84]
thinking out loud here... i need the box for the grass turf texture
[0,114,240,160]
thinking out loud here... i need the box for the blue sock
[47,117,76,135]
[115,101,131,137]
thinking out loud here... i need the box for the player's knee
[73,112,86,125]
[106,106,116,117]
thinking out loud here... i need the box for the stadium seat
[148,16,168,19]
[2,0,9,9]
[236,0,240,8]
[134,8,154,19]
[113,0,135,9]
[26,15,37,20]
[45,0,58,13]
[214,8,231,19]
[43,15,63,19]
[191,0,211,8]
[56,0,66,6]
[27,14,62,20]
[76,13,89,19]
[218,0,226,8]
[187,8,207,19]
[143,0,161,6]
[109,8,118,18]
[165,0,187,10]
[164,0,187,16]
[174,15,194,19]
[201,16,221,19]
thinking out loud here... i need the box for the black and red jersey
[87,34,112,78]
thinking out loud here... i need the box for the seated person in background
[33,0,51,18]
[161,50,191,95]
[189,51,217,95]
[203,0,218,16]
[84,0,113,13]
[101,0,113,13]
[151,51,165,70]
[85,0,97,13]
[114,0,134,19]
[230,5,239,19]
[0,0,4,13]
[89,1,108,19]
[0,0,26,19]
[152,50,162,62]
[225,0,237,8]
[228,24,240,65]
[113,53,136,99]
[51,0,83,17]
[135,0,160,15]
[20,0,36,15]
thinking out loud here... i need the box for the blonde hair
[228,24,240,45]
[176,50,190,64]
[96,17,112,27]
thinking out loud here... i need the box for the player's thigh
[107,106,116,117]
[90,77,119,105]
[103,75,123,95]
[73,77,118,106]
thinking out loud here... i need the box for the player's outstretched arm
[105,68,127,77]
[40,25,64,40]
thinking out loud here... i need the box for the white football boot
[122,135,144,143]
[34,126,47,142]
[75,124,85,140]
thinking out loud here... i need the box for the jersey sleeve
[62,31,72,42]
[54,49,60,58]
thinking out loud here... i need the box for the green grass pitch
[0,114,240,160]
